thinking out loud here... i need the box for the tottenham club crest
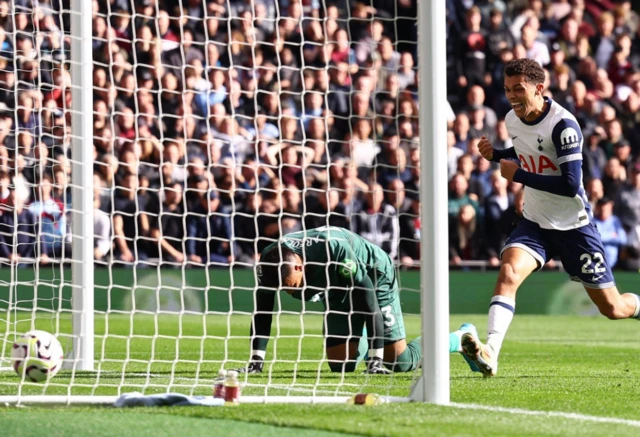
[560,127,580,151]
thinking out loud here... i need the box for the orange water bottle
[224,370,241,405]
[213,369,227,399]
[347,393,384,405]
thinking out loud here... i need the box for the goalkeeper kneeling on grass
[237,226,480,374]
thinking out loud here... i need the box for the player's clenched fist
[499,159,520,182]
[477,136,494,161]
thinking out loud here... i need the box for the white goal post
[0,0,448,405]
[68,0,95,373]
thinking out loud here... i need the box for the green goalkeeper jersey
[251,226,399,353]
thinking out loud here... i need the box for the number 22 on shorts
[580,252,606,274]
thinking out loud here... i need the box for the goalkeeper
[239,226,479,374]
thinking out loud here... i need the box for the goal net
[0,0,427,404]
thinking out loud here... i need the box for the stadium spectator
[148,182,185,264]
[521,24,551,66]
[600,119,630,159]
[548,62,573,107]
[377,148,412,188]
[453,113,473,151]
[0,187,37,263]
[583,132,608,181]
[484,171,517,266]
[386,178,415,266]
[258,180,302,244]
[486,8,515,73]
[614,162,640,231]
[354,19,384,65]
[464,86,498,134]
[619,222,640,271]
[397,52,415,91]
[456,7,488,91]
[448,173,479,221]
[28,173,66,260]
[233,190,265,264]
[456,155,485,205]
[304,186,348,230]
[162,27,204,78]
[398,193,420,265]
[602,157,627,200]
[590,12,617,69]
[612,140,634,175]
[186,190,233,265]
[112,173,149,263]
[586,177,606,210]
[337,170,364,220]
[448,130,464,180]
[449,204,485,266]
[279,185,304,233]
[0,0,637,270]
[93,192,111,261]
[594,196,627,268]
[490,119,511,153]
[351,183,399,261]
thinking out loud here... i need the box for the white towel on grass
[114,392,225,407]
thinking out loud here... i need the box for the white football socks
[486,295,516,358]
[631,294,640,319]
[451,329,465,353]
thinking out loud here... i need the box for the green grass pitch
[2,313,640,436]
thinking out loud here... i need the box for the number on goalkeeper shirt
[381,305,396,327]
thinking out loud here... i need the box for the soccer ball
[11,330,64,382]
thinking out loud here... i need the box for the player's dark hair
[504,59,546,85]
[258,246,299,288]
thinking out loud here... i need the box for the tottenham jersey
[505,98,591,230]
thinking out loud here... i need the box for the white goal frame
[0,0,448,406]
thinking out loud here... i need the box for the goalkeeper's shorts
[324,295,406,348]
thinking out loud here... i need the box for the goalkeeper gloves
[236,355,264,374]
[364,357,392,374]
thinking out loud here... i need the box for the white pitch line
[450,403,640,428]
[97,371,356,396]
[10,368,638,426]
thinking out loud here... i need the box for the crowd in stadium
[0,0,638,271]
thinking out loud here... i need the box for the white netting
[0,0,75,374]
[0,0,422,402]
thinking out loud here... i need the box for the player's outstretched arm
[236,290,275,374]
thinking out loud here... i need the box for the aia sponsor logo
[518,154,558,173]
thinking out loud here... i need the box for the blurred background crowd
[0,0,638,272]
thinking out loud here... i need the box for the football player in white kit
[461,58,640,377]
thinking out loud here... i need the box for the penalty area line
[450,402,640,428]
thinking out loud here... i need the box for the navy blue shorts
[501,219,615,289]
